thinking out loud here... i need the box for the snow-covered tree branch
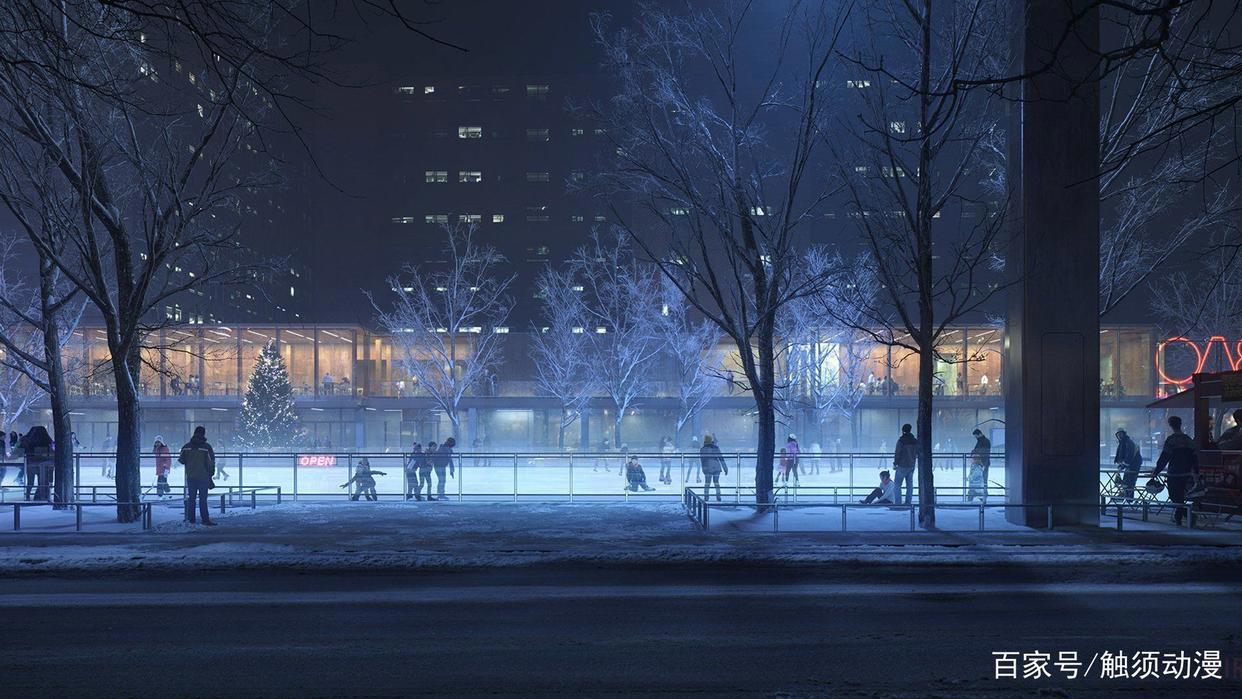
[572,230,662,448]
[657,276,722,448]
[373,224,514,445]
[530,267,596,450]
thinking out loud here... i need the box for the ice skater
[341,457,386,501]
[415,442,437,501]
[153,435,172,498]
[659,436,674,485]
[699,433,728,502]
[404,442,424,500]
[624,455,656,492]
[779,446,798,486]
[434,437,455,501]
[101,435,115,479]
[684,436,702,484]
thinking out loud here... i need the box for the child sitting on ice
[624,456,656,492]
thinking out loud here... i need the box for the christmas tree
[236,341,303,449]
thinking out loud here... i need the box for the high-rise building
[389,76,611,322]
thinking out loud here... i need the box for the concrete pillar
[1004,0,1100,526]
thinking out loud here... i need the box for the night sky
[279,0,640,321]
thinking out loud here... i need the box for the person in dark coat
[1153,416,1198,526]
[341,458,385,501]
[624,455,656,492]
[19,426,53,501]
[404,442,424,500]
[417,442,437,501]
[699,433,729,501]
[177,425,216,525]
[892,424,919,506]
[1112,429,1143,499]
[434,437,456,501]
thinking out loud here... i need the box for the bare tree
[571,230,662,448]
[783,248,877,448]
[373,225,514,446]
[0,337,43,455]
[531,267,595,450]
[1093,6,1240,317]
[1151,231,1242,342]
[590,2,849,504]
[0,204,85,506]
[832,0,1010,527]
[657,276,722,449]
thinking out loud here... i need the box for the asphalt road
[1,566,1240,697]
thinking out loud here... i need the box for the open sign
[298,454,338,467]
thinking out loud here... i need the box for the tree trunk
[112,346,143,522]
[917,342,937,528]
[613,410,623,449]
[557,406,567,450]
[39,259,73,508]
[753,323,777,505]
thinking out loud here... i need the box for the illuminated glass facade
[42,323,1183,453]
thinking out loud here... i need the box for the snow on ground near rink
[2,500,1241,576]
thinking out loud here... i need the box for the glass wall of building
[201,326,240,396]
[316,327,355,396]
[279,328,316,396]
[1116,327,1154,398]
[966,327,1003,396]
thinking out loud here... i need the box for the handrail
[0,501,153,531]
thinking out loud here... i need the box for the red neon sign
[1156,336,1242,386]
[297,454,338,467]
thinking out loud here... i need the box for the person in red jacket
[153,435,172,498]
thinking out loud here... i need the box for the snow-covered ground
[0,500,1239,578]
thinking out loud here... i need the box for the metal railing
[2,501,153,532]
[61,450,1008,502]
[680,498,1155,533]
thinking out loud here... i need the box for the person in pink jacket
[153,435,172,498]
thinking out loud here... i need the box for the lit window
[424,86,436,94]
[396,86,416,95]
[525,171,550,183]
[425,170,448,183]
[526,84,550,100]
[494,327,510,334]
[569,171,585,183]
[459,213,482,223]
[593,215,607,222]
[526,214,550,223]
[196,103,205,118]
[571,285,584,292]
[492,214,505,223]
[669,207,688,216]
[570,128,585,137]
[525,128,550,142]
[846,79,871,88]
[491,86,510,97]
[593,127,606,136]
[458,126,483,139]
[750,206,769,216]
[854,165,869,174]
[570,215,584,223]
[890,121,906,134]
[290,287,296,297]
[459,170,483,183]
[425,214,449,225]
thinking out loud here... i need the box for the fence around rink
[53,451,1012,502]
[0,451,1177,514]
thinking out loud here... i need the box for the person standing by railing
[20,426,53,501]
[785,434,801,478]
[434,437,456,501]
[699,433,728,502]
[892,424,919,507]
[659,436,674,485]
[1153,415,1198,527]
[684,436,701,485]
[153,435,172,499]
[404,442,423,500]
[1112,429,1143,500]
[177,425,216,526]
